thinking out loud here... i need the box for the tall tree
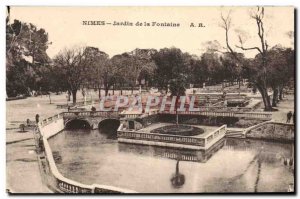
[53,46,94,103]
[111,49,156,95]
[200,52,223,85]
[6,19,51,97]
[219,52,244,87]
[265,46,294,106]
[153,48,190,124]
[220,7,275,111]
[84,47,109,98]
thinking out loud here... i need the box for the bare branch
[235,45,262,54]
[220,10,241,61]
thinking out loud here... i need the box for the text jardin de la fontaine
[82,20,205,28]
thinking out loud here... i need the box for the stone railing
[39,113,64,127]
[196,106,253,112]
[60,109,272,121]
[57,99,101,109]
[117,124,226,150]
[203,125,227,149]
[159,111,272,120]
[119,113,142,119]
[244,120,295,141]
[36,113,136,193]
[68,111,132,120]
[234,112,272,120]
[62,111,120,119]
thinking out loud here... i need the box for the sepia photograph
[6,6,295,194]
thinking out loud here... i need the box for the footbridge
[38,109,273,132]
[62,111,121,129]
[57,109,272,130]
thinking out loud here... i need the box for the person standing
[35,114,40,124]
[286,111,292,123]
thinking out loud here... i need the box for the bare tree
[220,11,236,56]
[220,7,273,111]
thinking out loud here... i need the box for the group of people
[286,111,295,124]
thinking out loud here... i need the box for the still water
[48,126,294,193]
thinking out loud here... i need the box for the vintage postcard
[6,6,295,194]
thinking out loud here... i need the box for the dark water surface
[48,127,294,193]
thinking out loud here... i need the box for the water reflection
[118,138,225,163]
[171,160,185,188]
[65,119,91,129]
[48,128,294,193]
[98,119,120,139]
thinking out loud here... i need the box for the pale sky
[10,6,294,58]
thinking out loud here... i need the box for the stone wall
[40,119,64,138]
[246,122,294,141]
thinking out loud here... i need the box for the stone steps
[226,129,245,138]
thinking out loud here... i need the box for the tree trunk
[112,84,115,95]
[175,96,179,125]
[120,83,123,95]
[131,86,134,94]
[257,84,272,111]
[272,87,278,107]
[105,87,109,96]
[279,86,284,100]
[98,87,101,99]
[67,90,71,101]
[48,94,52,104]
[72,90,77,104]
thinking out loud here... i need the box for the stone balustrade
[62,111,120,118]
[36,113,136,194]
[159,111,272,120]
[60,108,272,121]
[117,124,227,150]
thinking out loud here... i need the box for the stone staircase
[226,128,246,138]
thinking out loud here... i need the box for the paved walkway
[246,99,262,109]
[270,95,295,123]
[6,132,52,193]
[6,95,66,193]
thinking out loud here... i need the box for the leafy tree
[84,47,109,98]
[265,46,294,106]
[153,48,190,124]
[220,52,245,87]
[110,54,129,95]
[190,57,206,87]
[111,49,156,95]
[6,19,51,97]
[53,46,95,103]
[131,48,157,89]
[199,52,222,85]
